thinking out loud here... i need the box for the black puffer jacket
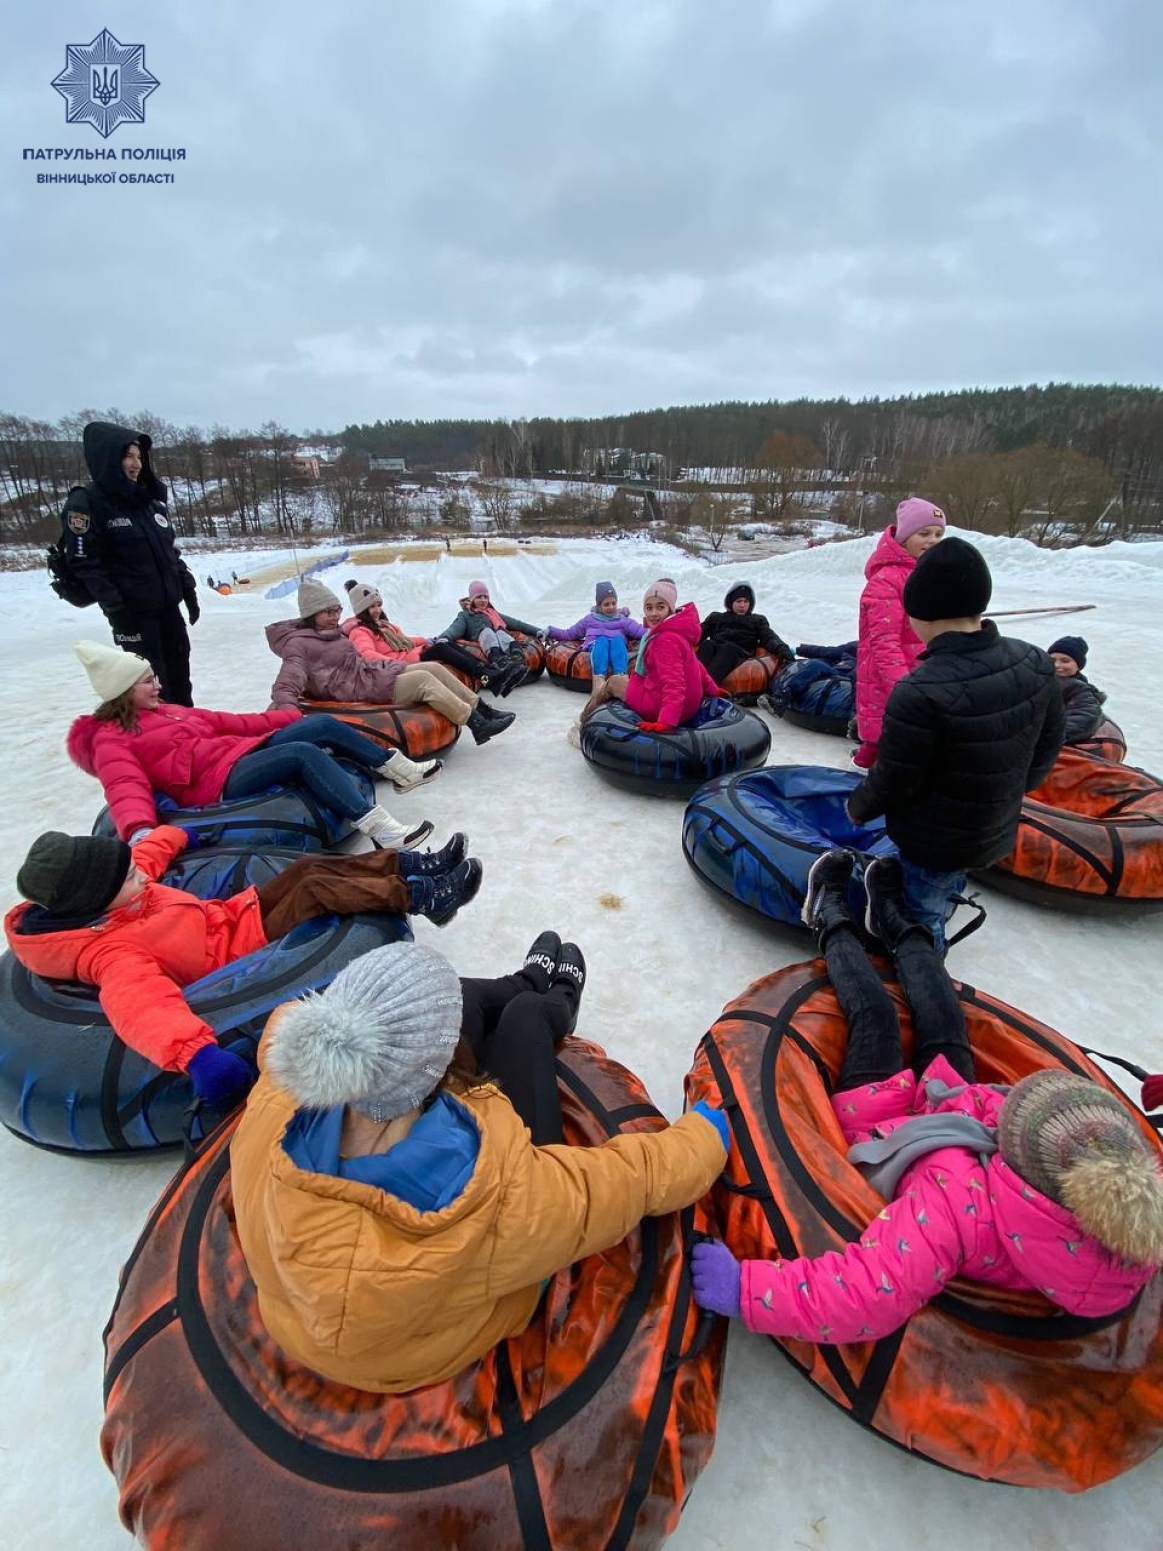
[61,422,195,616]
[1060,673,1105,745]
[699,584,792,660]
[848,622,1065,870]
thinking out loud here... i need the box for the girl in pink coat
[691,849,1163,1343]
[578,579,722,731]
[854,498,946,769]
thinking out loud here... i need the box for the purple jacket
[740,1056,1156,1344]
[266,619,407,708]
[547,608,646,649]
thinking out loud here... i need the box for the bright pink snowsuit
[740,1056,1156,1344]
[623,604,721,727]
[855,526,925,746]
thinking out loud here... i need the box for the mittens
[187,1046,252,1105]
[637,721,673,734]
[1142,1075,1163,1111]
[690,1240,742,1319]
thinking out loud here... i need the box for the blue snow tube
[681,765,894,929]
[580,698,771,798]
[0,847,409,1154]
[765,658,855,737]
[91,764,374,852]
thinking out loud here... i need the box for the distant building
[369,456,408,476]
[289,454,320,481]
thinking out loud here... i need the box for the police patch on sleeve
[153,511,170,528]
[67,511,90,534]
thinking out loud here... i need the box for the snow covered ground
[1,530,1161,1550]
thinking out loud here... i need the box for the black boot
[801,848,859,947]
[475,698,512,722]
[493,653,528,697]
[550,941,586,1035]
[398,832,468,879]
[485,649,518,696]
[468,705,515,744]
[408,858,484,926]
[522,930,562,993]
[863,856,932,952]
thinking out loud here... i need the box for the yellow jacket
[231,1021,725,1393]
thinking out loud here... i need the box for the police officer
[62,421,199,705]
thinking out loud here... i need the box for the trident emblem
[91,65,119,105]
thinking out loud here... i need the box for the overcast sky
[2,0,1159,433]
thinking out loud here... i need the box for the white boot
[353,805,434,850]
[376,749,442,792]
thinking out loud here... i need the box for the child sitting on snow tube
[5,828,482,1110]
[547,580,646,691]
[342,580,509,695]
[691,848,1163,1342]
[268,580,515,748]
[578,579,723,733]
[70,641,436,851]
[697,583,793,686]
[1048,635,1108,747]
[231,938,729,1392]
[437,580,545,695]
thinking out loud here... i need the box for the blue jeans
[898,858,967,955]
[222,716,386,820]
[589,636,629,676]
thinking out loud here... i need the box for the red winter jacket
[856,526,924,745]
[67,703,302,840]
[623,604,722,727]
[3,828,269,1071]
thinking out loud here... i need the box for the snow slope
[1,532,1161,1550]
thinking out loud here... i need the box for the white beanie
[265,942,464,1121]
[297,577,342,618]
[345,579,382,616]
[74,639,153,703]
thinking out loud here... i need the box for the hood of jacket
[724,583,755,610]
[66,714,102,777]
[650,601,702,649]
[864,524,914,583]
[266,618,341,656]
[82,420,163,505]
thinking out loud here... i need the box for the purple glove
[188,1046,252,1105]
[690,1239,742,1319]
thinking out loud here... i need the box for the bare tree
[751,431,821,521]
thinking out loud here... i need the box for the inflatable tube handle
[181,1099,203,1168]
[1075,1046,1163,1131]
[946,893,987,949]
[677,1231,720,1365]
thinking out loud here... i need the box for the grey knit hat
[998,1070,1163,1265]
[297,576,342,619]
[345,579,382,616]
[17,831,131,916]
[265,942,464,1121]
[594,580,616,607]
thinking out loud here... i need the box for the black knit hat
[902,536,993,622]
[1048,635,1088,670]
[16,832,132,916]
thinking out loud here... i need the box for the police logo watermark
[51,29,159,139]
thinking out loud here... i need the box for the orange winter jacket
[3,828,268,1071]
[231,1012,726,1393]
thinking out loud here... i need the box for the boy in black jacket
[697,583,794,684]
[1047,635,1106,746]
[845,538,1065,950]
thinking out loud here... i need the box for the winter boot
[467,704,515,745]
[409,858,484,927]
[485,649,520,697]
[474,697,512,722]
[398,831,468,879]
[377,749,443,792]
[522,930,562,993]
[494,651,528,697]
[801,848,859,946]
[551,941,586,1035]
[353,805,434,851]
[863,855,933,952]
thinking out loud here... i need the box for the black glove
[184,590,201,626]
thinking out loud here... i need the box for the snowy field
[1,531,1162,1550]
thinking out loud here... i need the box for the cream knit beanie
[74,640,153,703]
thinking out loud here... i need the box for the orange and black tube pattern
[300,700,461,758]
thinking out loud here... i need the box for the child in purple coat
[547,581,646,691]
[691,849,1163,1344]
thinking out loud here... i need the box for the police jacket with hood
[847,621,1066,871]
[61,422,195,616]
[699,584,793,661]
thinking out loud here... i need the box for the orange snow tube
[718,650,782,706]
[987,748,1163,910]
[684,960,1163,1490]
[102,1038,725,1551]
[457,631,546,682]
[1074,716,1127,763]
[300,699,460,758]
[544,638,629,691]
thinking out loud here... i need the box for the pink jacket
[740,1057,1156,1344]
[856,527,924,745]
[266,620,408,708]
[624,604,721,727]
[341,617,425,665]
[67,704,302,840]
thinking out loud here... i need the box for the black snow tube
[0,847,409,1154]
[91,765,375,851]
[764,658,855,738]
[580,698,771,798]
